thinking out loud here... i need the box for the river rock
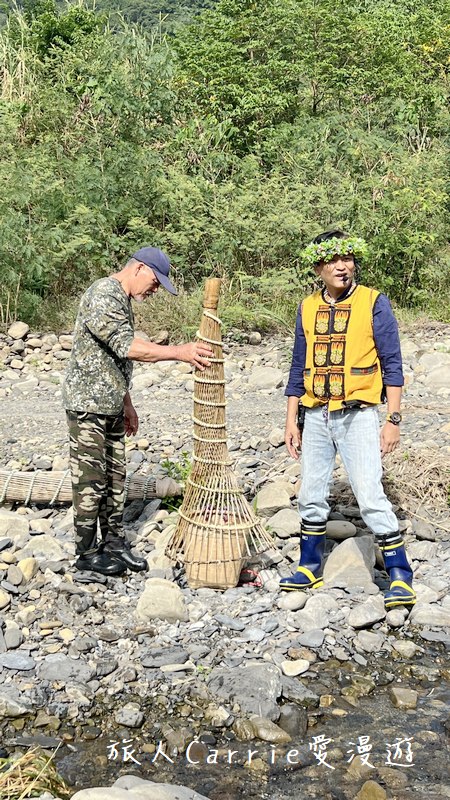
[8,321,30,339]
[389,687,418,709]
[281,659,310,677]
[268,427,285,447]
[248,367,283,390]
[267,508,299,537]
[298,629,325,648]
[290,593,339,632]
[386,607,408,627]
[392,640,421,658]
[59,335,73,350]
[326,520,357,540]
[0,590,10,610]
[248,715,292,743]
[15,377,39,393]
[142,647,189,669]
[255,484,291,517]
[38,653,95,683]
[347,595,385,629]
[207,663,282,721]
[135,579,188,623]
[415,583,440,604]
[0,511,29,539]
[72,776,211,800]
[0,687,32,718]
[114,702,144,728]
[0,653,35,670]
[10,339,25,353]
[281,677,319,707]
[277,592,308,612]
[408,540,439,561]
[131,373,156,391]
[277,703,308,737]
[424,365,450,388]
[409,603,450,627]
[323,536,375,589]
[4,625,23,649]
[7,564,23,586]
[354,630,385,653]
[17,535,67,562]
[411,519,436,541]
[18,557,38,581]
[355,781,387,800]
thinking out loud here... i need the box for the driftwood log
[0,469,181,506]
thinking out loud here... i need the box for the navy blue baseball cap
[132,246,177,295]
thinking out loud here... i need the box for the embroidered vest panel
[301,285,383,411]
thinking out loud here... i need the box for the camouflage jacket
[62,278,134,414]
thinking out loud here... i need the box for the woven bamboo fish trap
[0,469,181,506]
[166,278,272,589]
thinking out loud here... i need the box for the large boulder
[8,321,30,340]
[256,484,291,517]
[16,534,67,562]
[248,367,284,390]
[38,653,95,683]
[409,603,450,627]
[267,508,299,538]
[135,579,188,623]
[207,663,282,721]
[0,511,30,540]
[72,776,211,800]
[323,536,376,590]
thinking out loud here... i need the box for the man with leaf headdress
[280,229,415,611]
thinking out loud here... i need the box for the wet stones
[114,702,144,728]
[388,687,418,709]
[207,664,282,722]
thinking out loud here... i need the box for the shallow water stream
[39,642,450,799]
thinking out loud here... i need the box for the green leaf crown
[301,236,368,268]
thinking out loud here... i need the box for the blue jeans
[299,406,398,536]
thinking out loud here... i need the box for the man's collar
[322,281,357,304]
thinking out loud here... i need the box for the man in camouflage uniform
[62,247,212,576]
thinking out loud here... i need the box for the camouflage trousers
[66,411,126,555]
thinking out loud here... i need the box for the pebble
[0,590,11,610]
[388,687,418,709]
[281,659,310,677]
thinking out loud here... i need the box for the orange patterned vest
[301,285,383,411]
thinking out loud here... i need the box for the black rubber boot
[106,542,148,573]
[75,551,127,576]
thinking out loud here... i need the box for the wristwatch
[386,412,402,426]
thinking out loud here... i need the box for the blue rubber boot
[378,533,416,610]
[279,521,326,591]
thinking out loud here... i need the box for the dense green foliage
[0,0,449,329]
[1,0,216,33]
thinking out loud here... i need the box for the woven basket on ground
[0,469,181,506]
[166,278,273,589]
